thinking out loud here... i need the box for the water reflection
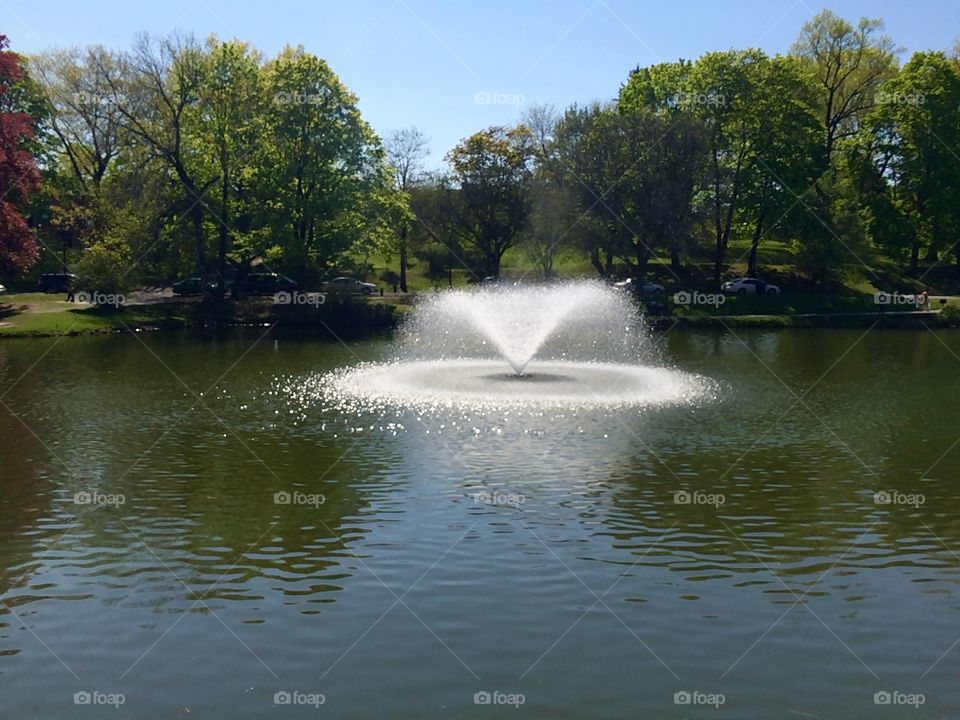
[1,329,959,719]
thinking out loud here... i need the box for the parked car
[721,277,780,295]
[38,273,76,293]
[0,284,6,296]
[322,276,377,295]
[244,273,298,295]
[172,277,217,296]
[613,277,666,295]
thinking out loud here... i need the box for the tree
[594,107,704,280]
[446,125,534,278]
[197,37,263,294]
[688,49,768,285]
[740,56,824,276]
[31,46,125,190]
[551,103,618,277]
[101,33,214,275]
[522,175,578,280]
[385,126,428,291]
[261,45,391,281]
[408,173,467,287]
[0,35,41,276]
[519,104,584,280]
[867,52,960,274]
[791,9,898,159]
[791,169,867,285]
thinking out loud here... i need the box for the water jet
[320,281,712,410]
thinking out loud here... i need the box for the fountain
[318,281,713,411]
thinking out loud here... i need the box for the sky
[4,0,960,167]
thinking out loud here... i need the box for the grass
[0,293,185,338]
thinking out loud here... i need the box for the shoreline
[0,295,956,340]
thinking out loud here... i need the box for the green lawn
[0,293,182,337]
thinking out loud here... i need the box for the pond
[0,327,958,718]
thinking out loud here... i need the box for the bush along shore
[1,290,958,340]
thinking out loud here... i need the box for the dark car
[38,273,77,293]
[244,273,298,295]
[171,277,217,296]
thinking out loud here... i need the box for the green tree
[261,45,390,282]
[551,103,619,277]
[791,9,898,158]
[446,125,534,278]
[687,49,768,285]
[385,126,428,291]
[197,37,263,294]
[740,55,824,276]
[103,33,214,275]
[867,52,960,274]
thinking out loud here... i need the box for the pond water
[0,327,958,718]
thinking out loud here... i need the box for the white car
[322,276,378,295]
[613,278,666,295]
[0,284,6,295]
[721,277,780,295]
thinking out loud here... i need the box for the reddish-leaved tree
[0,34,40,276]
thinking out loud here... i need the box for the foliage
[446,125,534,277]
[0,35,41,276]
[13,10,960,295]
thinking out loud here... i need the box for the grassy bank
[0,293,402,339]
[0,294,189,338]
[1,288,956,340]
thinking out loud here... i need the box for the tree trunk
[399,230,408,292]
[217,165,229,297]
[909,241,920,276]
[192,203,206,277]
[747,212,765,277]
[713,242,724,287]
[635,242,649,283]
[589,246,605,277]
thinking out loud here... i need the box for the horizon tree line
[1,9,959,294]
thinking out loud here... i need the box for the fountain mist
[316,281,713,411]
[402,281,646,374]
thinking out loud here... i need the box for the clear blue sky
[4,0,959,166]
